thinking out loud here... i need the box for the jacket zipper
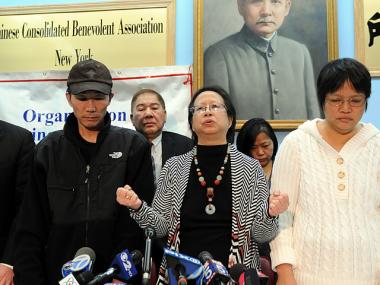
[85,164,90,245]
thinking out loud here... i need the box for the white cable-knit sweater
[270,119,380,285]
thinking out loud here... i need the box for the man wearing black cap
[13,59,155,285]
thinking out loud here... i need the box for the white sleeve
[270,132,301,270]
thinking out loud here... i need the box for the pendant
[205,203,216,215]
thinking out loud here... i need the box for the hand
[269,191,289,217]
[276,264,297,285]
[0,264,14,285]
[116,185,142,210]
[276,274,297,285]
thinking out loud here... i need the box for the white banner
[0,65,193,143]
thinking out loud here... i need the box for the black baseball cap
[67,59,113,95]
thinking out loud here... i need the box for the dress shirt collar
[151,132,162,148]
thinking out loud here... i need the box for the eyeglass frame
[325,96,367,108]
[189,103,227,114]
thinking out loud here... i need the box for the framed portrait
[355,0,380,76]
[194,0,338,129]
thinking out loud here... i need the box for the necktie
[151,143,157,189]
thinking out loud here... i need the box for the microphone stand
[142,227,155,285]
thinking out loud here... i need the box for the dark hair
[236,118,278,160]
[188,86,236,144]
[131,88,166,112]
[317,58,371,110]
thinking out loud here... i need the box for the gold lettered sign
[0,0,175,72]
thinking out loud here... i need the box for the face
[238,0,291,38]
[191,91,232,145]
[131,92,167,141]
[250,132,274,168]
[323,81,366,135]
[66,91,112,132]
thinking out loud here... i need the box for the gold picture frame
[194,0,338,130]
[0,0,175,72]
[355,0,380,76]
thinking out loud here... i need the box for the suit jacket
[0,120,34,263]
[131,145,278,284]
[152,131,193,266]
[204,25,320,120]
[161,131,193,166]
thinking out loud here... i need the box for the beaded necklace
[193,144,231,215]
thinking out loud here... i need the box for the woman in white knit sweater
[270,58,380,285]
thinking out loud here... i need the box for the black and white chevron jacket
[131,145,278,284]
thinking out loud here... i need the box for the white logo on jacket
[109,152,122,159]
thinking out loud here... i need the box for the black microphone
[75,271,95,284]
[142,227,156,285]
[230,264,261,285]
[198,251,230,285]
[87,249,143,285]
[175,263,187,285]
[59,247,96,285]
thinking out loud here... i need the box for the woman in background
[270,58,380,284]
[236,118,278,184]
[237,118,279,284]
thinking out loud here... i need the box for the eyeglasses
[189,103,226,114]
[325,96,366,107]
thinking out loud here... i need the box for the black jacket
[13,113,154,285]
[161,131,193,165]
[0,120,34,264]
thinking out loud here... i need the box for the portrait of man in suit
[202,0,332,120]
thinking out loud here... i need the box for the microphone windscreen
[76,270,94,284]
[74,247,96,261]
[229,263,247,282]
[112,249,139,281]
[197,251,213,264]
[131,250,143,265]
[63,246,96,276]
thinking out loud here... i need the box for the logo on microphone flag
[58,273,81,285]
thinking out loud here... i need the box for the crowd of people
[1,56,379,285]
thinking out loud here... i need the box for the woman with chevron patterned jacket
[116,86,288,285]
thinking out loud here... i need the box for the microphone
[59,271,94,285]
[164,248,203,285]
[59,247,96,285]
[61,247,96,277]
[142,227,156,285]
[198,251,230,285]
[87,249,142,285]
[175,263,187,285]
[229,264,261,285]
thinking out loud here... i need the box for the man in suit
[0,120,34,285]
[130,88,193,273]
[204,0,320,120]
[130,88,193,184]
